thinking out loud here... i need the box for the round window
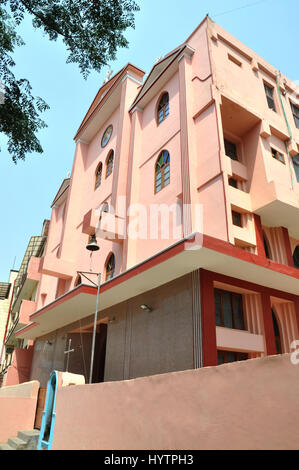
[101,125,113,148]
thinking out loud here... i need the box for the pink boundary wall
[3,347,34,387]
[52,354,299,450]
[0,380,39,442]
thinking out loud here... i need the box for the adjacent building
[6,16,299,387]
[0,269,18,385]
[0,221,49,386]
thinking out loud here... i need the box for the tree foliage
[0,0,140,162]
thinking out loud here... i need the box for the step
[7,436,27,450]
[0,443,14,450]
[18,430,40,450]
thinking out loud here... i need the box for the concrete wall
[0,380,39,442]
[3,347,34,387]
[29,274,194,386]
[105,274,194,382]
[52,353,299,450]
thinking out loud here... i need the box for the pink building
[4,16,299,387]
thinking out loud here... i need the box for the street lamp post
[89,271,101,384]
[85,234,101,384]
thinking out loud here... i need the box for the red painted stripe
[200,269,218,366]
[202,234,299,281]
[16,232,299,337]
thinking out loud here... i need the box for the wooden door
[34,387,47,430]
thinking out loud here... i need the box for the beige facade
[0,270,18,368]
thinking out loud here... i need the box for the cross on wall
[64,339,75,372]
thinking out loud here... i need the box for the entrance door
[272,310,282,354]
[34,387,47,430]
[92,323,108,383]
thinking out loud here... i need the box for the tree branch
[19,0,71,40]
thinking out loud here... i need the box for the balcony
[41,255,73,279]
[82,208,125,241]
[11,236,46,315]
[231,220,256,248]
[11,256,43,316]
[18,300,36,327]
[26,256,42,282]
[220,94,299,239]
[216,326,264,353]
[97,212,125,241]
[252,179,299,239]
[229,186,252,213]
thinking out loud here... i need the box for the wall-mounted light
[140,304,152,312]
[108,316,116,324]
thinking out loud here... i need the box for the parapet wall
[0,380,39,442]
[52,353,299,450]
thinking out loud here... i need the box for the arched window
[157,92,169,125]
[106,150,114,178]
[263,231,271,259]
[155,150,170,193]
[272,309,282,354]
[75,274,82,287]
[293,245,299,268]
[95,162,103,189]
[105,253,115,281]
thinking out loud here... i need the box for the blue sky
[0,0,298,280]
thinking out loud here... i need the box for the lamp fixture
[140,304,152,312]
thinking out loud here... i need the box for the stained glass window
[95,162,103,189]
[157,93,169,125]
[106,253,115,281]
[106,151,114,178]
[101,125,113,147]
[155,150,170,193]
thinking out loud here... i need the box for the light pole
[86,234,101,384]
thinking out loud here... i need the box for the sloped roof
[129,45,186,111]
[51,178,70,208]
[74,63,145,141]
